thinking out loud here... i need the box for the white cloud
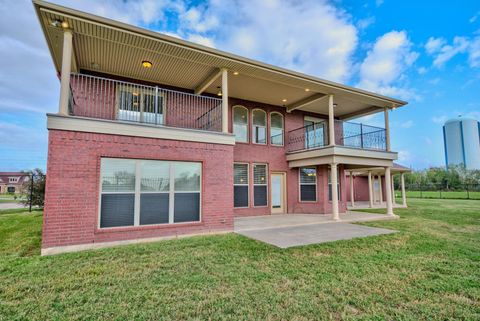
[357,17,375,30]
[428,78,440,85]
[399,120,414,128]
[417,66,428,74]
[468,36,480,67]
[425,37,446,54]
[470,12,480,23]
[432,36,469,68]
[398,150,412,162]
[357,30,419,100]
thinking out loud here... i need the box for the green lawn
[0,199,479,320]
[403,190,480,200]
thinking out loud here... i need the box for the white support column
[349,171,355,208]
[391,174,396,205]
[328,95,335,146]
[378,175,383,204]
[368,171,373,208]
[59,29,73,115]
[331,163,339,220]
[385,167,394,216]
[221,68,229,133]
[401,173,407,207]
[384,107,391,151]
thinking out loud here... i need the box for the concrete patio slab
[234,211,398,248]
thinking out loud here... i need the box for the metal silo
[443,116,480,170]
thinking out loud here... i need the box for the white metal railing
[69,73,223,132]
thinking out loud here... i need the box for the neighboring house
[0,172,29,194]
[34,0,409,255]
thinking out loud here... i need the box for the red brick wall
[43,130,234,249]
[228,98,347,217]
[346,176,371,202]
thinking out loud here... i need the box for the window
[100,158,201,228]
[8,177,18,183]
[233,106,248,143]
[7,187,15,193]
[270,112,284,146]
[328,169,341,201]
[299,167,317,202]
[117,85,164,125]
[252,109,267,144]
[253,164,267,206]
[234,163,249,207]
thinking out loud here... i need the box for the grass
[403,190,480,200]
[0,199,479,320]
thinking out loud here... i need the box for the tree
[22,168,46,208]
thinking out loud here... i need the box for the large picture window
[252,109,267,144]
[253,164,268,206]
[270,112,284,146]
[233,106,248,143]
[234,163,249,207]
[299,167,317,202]
[100,158,201,228]
[328,169,341,201]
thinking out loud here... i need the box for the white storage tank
[443,116,480,170]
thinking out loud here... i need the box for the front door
[271,173,286,214]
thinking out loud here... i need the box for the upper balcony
[68,73,223,133]
[287,120,387,153]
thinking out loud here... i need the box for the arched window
[233,106,248,143]
[252,109,266,144]
[270,112,284,146]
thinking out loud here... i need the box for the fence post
[29,174,34,212]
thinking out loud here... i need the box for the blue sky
[1,0,479,171]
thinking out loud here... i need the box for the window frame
[299,166,317,202]
[233,162,249,208]
[269,112,284,146]
[252,108,267,145]
[115,84,166,125]
[252,163,268,208]
[232,105,249,143]
[98,158,202,229]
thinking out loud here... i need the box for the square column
[221,68,229,133]
[368,171,373,208]
[330,163,339,220]
[328,95,335,146]
[384,167,394,216]
[349,171,355,208]
[59,29,73,115]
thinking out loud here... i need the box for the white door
[271,173,286,214]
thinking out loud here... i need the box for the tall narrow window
[253,164,268,206]
[270,112,284,146]
[140,161,170,225]
[252,109,267,144]
[233,106,248,143]
[328,169,341,201]
[299,167,317,202]
[234,163,249,207]
[173,162,201,222]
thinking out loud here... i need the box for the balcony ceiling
[34,0,407,120]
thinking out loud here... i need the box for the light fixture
[142,60,153,68]
[305,88,310,92]
[50,20,62,27]
[392,106,397,110]
[333,103,338,108]
[233,71,239,75]
[282,98,287,103]
[217,86,222,96]
[61,21,69,29]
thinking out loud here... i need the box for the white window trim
[233,162,249,208]
[8,177,19,183]
[252,108,267,145]
[232,105,249,143]
[299,166,317,203]
[269,112,284,146]
[115,84,166,125]
[252,163,268,208]
[98,158,202,229]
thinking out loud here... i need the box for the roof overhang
[33,0,408,119]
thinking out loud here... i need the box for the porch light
[142,60,153,68]
[333,103,338,108]
[233,71,239,75]
[305,88,310,92]
[51,19,69,28]
[217,86,222,96]
[61,21,69,29]
[282,99,287,102]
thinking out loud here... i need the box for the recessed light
[233,71,239,75]
[282,98,287,102]
[305,88,310,92]
[142,60,153,68]
[61,21,69,29]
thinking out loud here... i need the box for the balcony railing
[287,120,386,153]
[68,73,223,132]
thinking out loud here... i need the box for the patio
[234,211,398,248]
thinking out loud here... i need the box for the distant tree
[22,168,46,208]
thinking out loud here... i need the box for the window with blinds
[299,167,317,202]
[253,164,267,206]
[234,163,249,208]
[100,158,201,228]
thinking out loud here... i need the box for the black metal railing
[287,121,327,152]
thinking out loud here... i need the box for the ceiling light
[142,60,153,68]
[333,103,338,108]
[233,71,239,75]
[305,88,310,92]
[61,21,69,29]
[217,86,222,96]
[282,99,287,102]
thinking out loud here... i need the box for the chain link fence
[404,184,480,200]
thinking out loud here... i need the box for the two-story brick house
[34,0,408,255]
